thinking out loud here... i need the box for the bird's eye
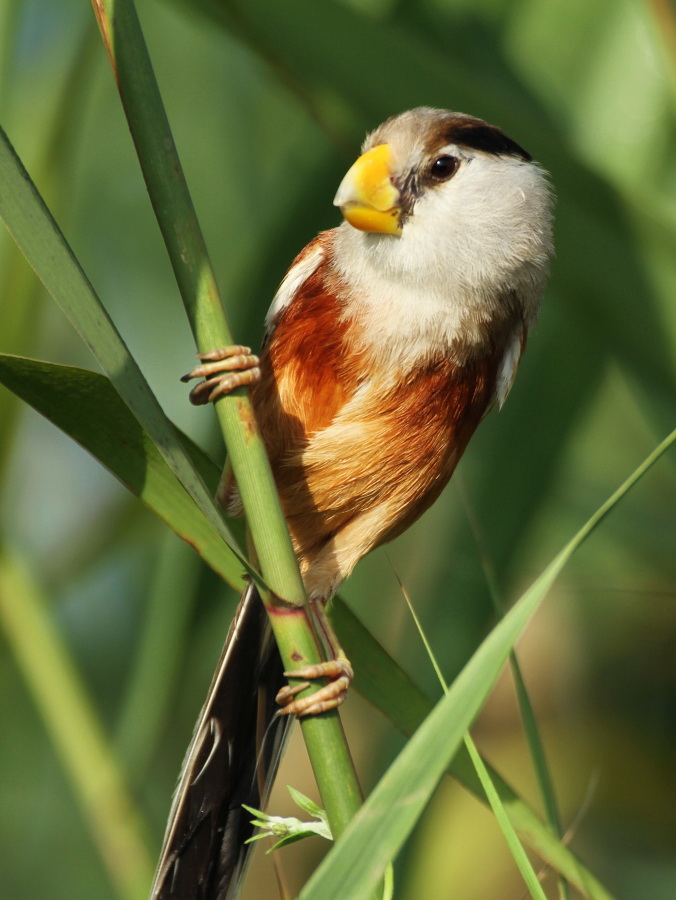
[429,155,459,182]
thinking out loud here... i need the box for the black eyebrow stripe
[441,122,532,161]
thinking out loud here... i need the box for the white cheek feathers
[408,154,552,314]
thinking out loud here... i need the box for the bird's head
[333,107,553,327]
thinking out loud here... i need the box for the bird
[151,106,554,899]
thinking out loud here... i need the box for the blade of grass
[458,477,569,900]
[393,565,548,900]
[298,433,674,900]
[0,545,154,900]
[463,732,548,900]
[91,0,362,843]
[0,354,246,589]
[332,597,615,900]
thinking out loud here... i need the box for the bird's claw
[181,345,261,405]
[276,658,354,717]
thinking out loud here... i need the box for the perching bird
[151,107,554,899]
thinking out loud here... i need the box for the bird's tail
[150,582,289,900]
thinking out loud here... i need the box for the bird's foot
[181,345,260,405]
[276,657,354,717]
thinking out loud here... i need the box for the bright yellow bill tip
[340,205,403,235]
[333,143,402,236]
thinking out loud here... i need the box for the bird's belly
[275,391,474,567]
[289,436,459,548]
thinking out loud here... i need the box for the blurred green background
[0,0,674,898]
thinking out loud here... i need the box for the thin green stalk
[0,546,153,900]
[395,570,548,900]
[463,733,548,900]
[458,477,569,899]
[90,0,362,842]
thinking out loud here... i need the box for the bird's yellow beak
[333,143,402,236]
